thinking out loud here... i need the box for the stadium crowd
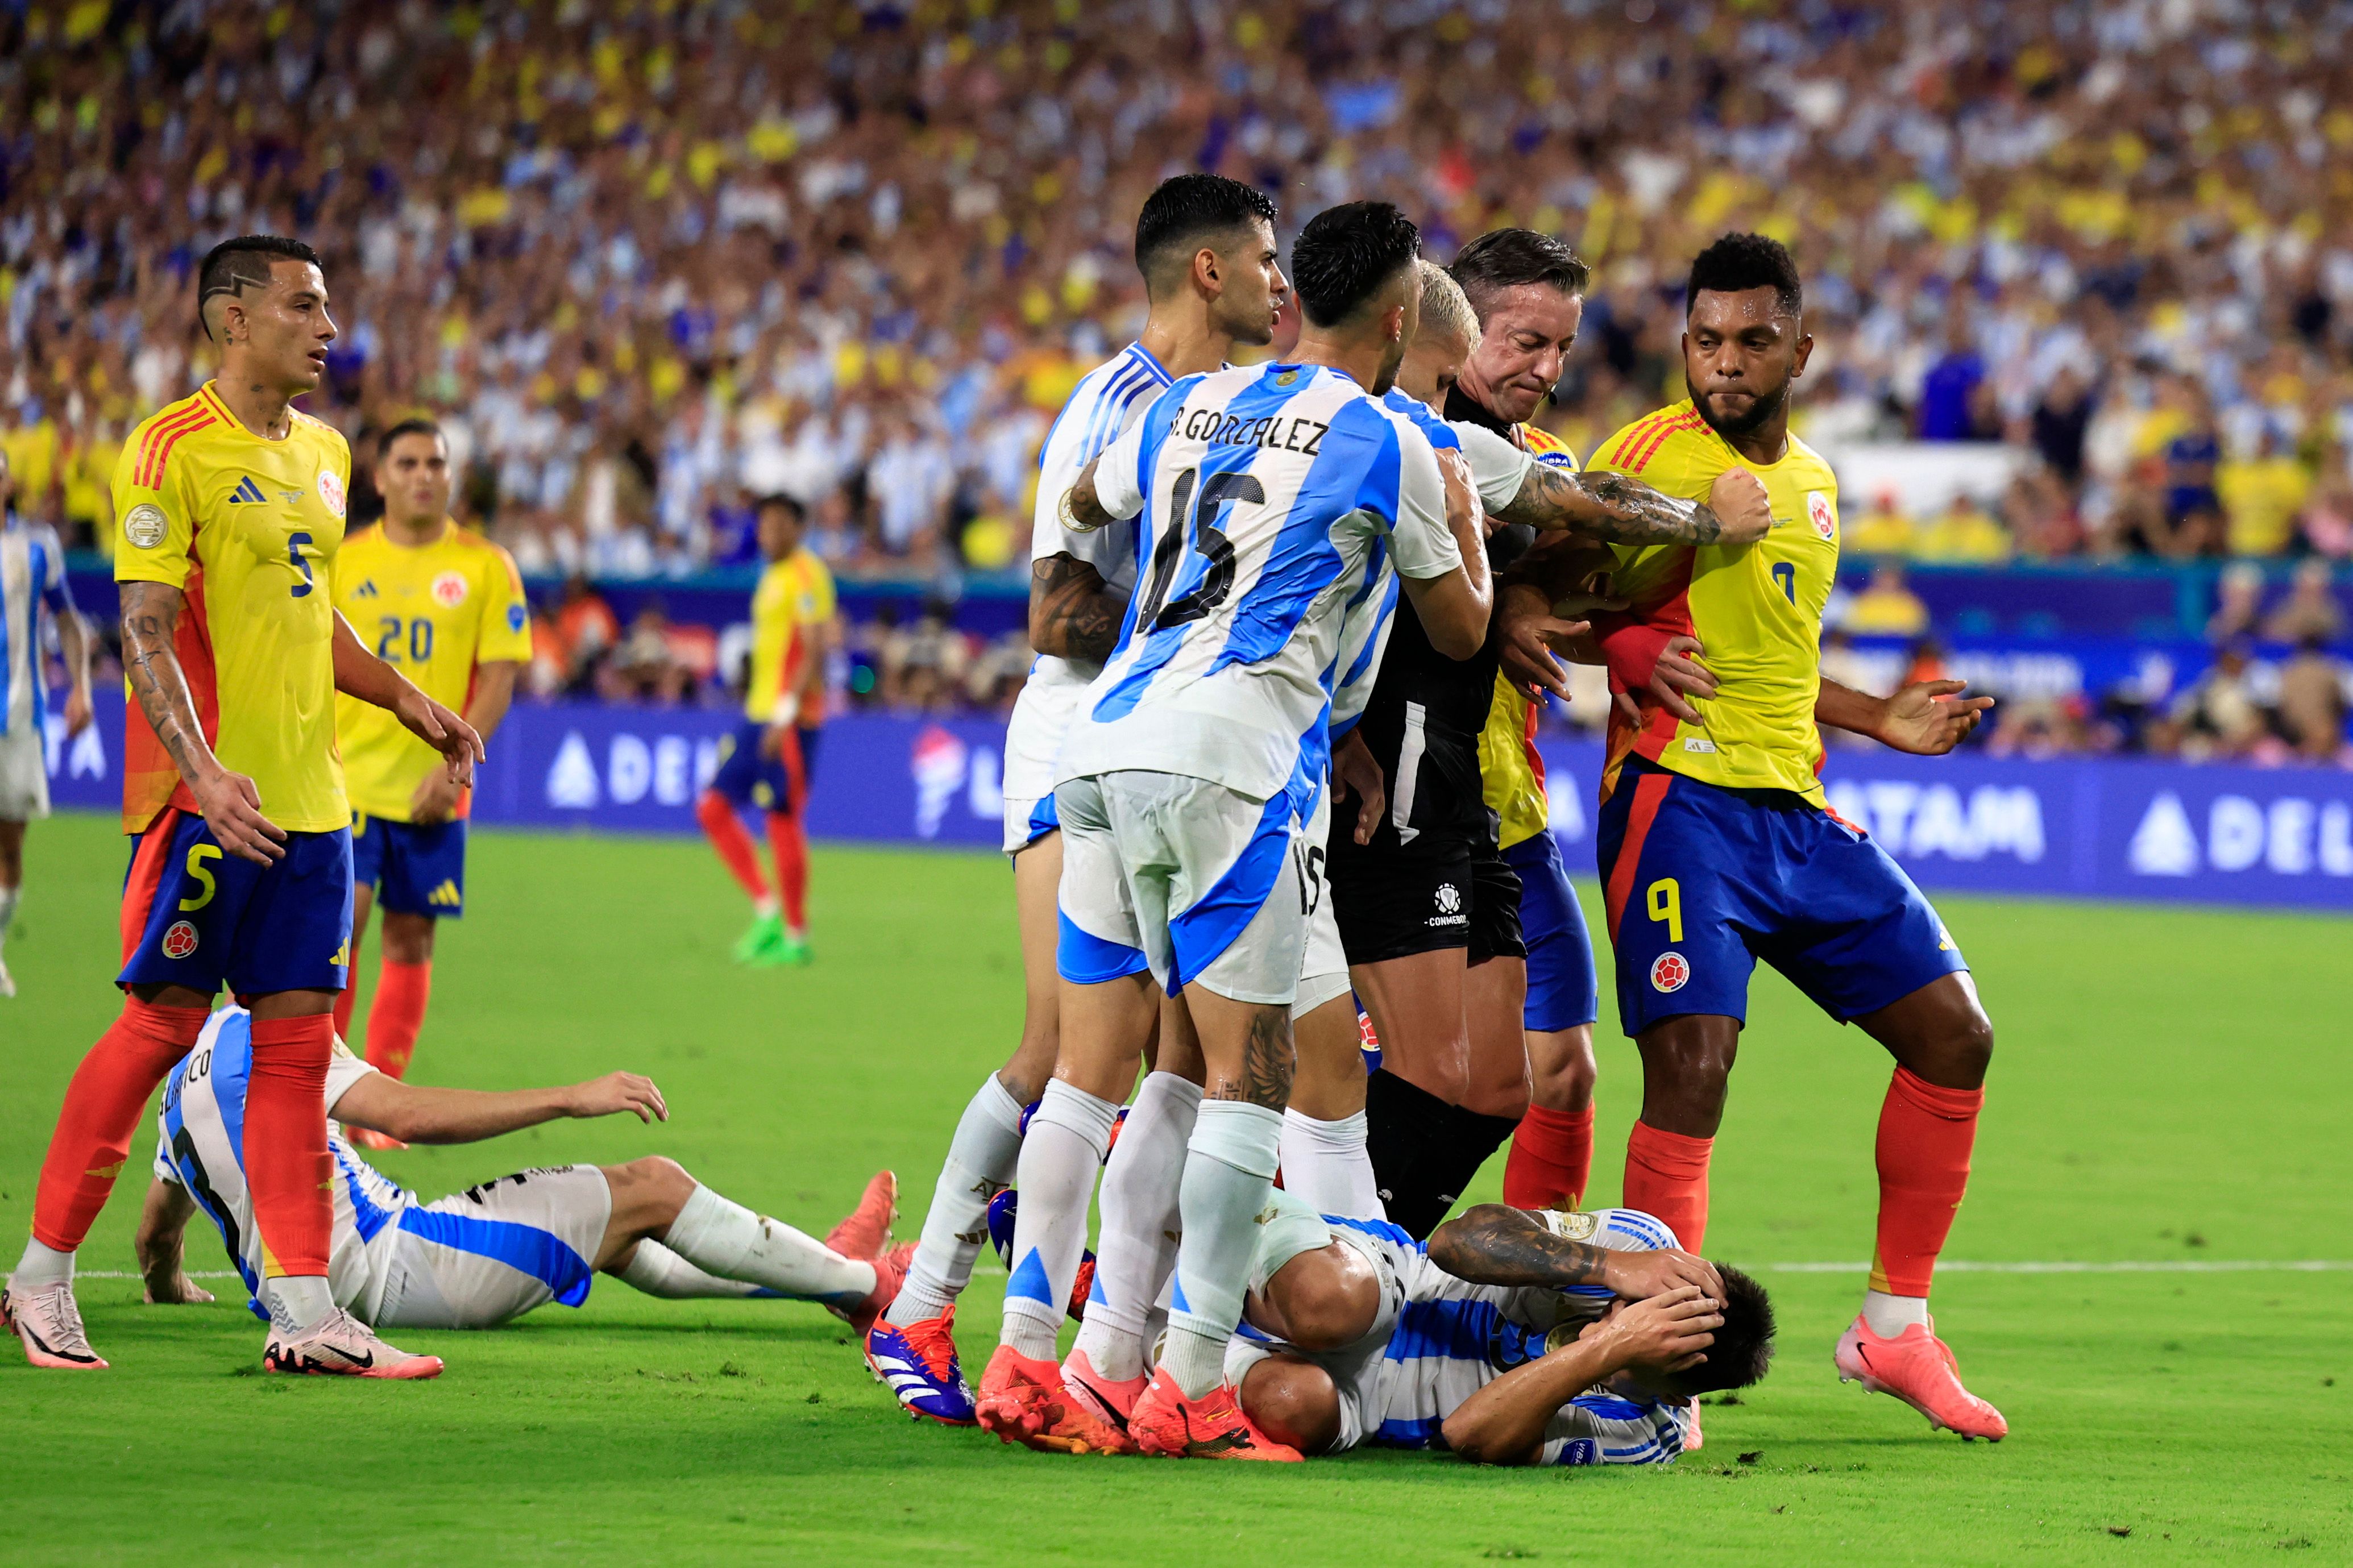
[7,0,2353,587]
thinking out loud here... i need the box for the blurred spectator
[2169,643,2272,761]
[599,603,694,706]
[2207,562,2268,644]
[552,575,621,691]
[1915,315,1993,443]
[1845,490,1912,556]
[878,599,971,712]
[2297,479,2353,560]
[2274,636,2351,762]
[2029,368,2096,488]
[965,630,1035,714]
[1844,562,1930,637]
[2159,389,2227,558]
[2261,560,2348,646]
[1912,494,2012,565]
[2218,429,2312,558]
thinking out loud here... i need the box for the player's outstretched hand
[1595,1285,1723,1377]
[1496,583,1586,703]
[143,1272,216,1305]
[192,767,287,865]
[394,689,486,787]
[64,683,93,738]
[565,1071,669,1125]
[1600,1245,1724,1305]
[1333,727,1387,846]
[1707,466,1773,544]
[1648,635,1718,725]
[1877,679,1995,755]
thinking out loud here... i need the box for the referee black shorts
[1328,831,1525,967]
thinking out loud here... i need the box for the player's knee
[1240,1355,1344,1456]
[380,913,435,964]
[608,1156,696,1228]
[1940,1006,1994,1087]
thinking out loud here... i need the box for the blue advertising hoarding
[38,692,2353,912]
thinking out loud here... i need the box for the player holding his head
[1561,233,2003,1439]
[1,444,96,998]
[1230,1188,1765,1465]
[976,200,1495,1462]
[134,1006,908,1352]
[868,173,1288,1424]
[1338,255,1767,1238]
[331,418,530,1112]
[4,235,484,1377]
[697,493,838,967]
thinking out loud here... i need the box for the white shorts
[0,724,48,821]
[1055,770,1310,1006]
[1294,780,1348,1020]
[1002,675,1082,855]
[372,1165,612,1330]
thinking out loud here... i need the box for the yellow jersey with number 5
[331,521,531,821]
[1586,400,1840,804]
[113,382,351,834]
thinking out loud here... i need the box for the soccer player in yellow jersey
[5,236,481,1379]
[1568,234,2006,1440]
[695,494,837,966]
[330,418,531,1101]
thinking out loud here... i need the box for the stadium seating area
[6,0,2353,582]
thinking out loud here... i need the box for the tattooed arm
[1427,1204,1723,1301]
[1493,463,1772,547]
[1028,554,1127,662]
[119,579,287,864]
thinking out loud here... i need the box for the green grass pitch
[2,812,2347,1564]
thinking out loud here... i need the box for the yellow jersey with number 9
[113,382,351,835]
[1586,400,1840,805]
[331,521,532,821]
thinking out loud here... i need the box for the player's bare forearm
[1498,465,1725,546]
[119,579,221,786]
[1427,1204,1615,1289]
[333,1069,667,1145]
[331,609,417,709]
[1029,554,1126,662]
[1441,1329,1625,1465]
[1816,675,1993,755]
[334,610,485,768]
[464,660,522,745]
[56,605,94,734]
[133,1178,208,1305]
[1814,676,1882,737]
[1064,457,1119,532]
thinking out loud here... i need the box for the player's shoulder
[1519,424,1580,470]
[1782,432,1839,493]
[1378,388,1458,448]
[1591,401,1712,476]
[338,522,385,559]
[289,406,350,456]
[123,385,233,486]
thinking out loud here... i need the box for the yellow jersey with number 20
[332,521,532,821]
[112,382,351,835]
[1586,400,1840,805]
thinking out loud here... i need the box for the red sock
[364,959,433,1080]
[31,997,211,1251]
[696,790,771,903]
[1870,1066,1982,1297]
[244,1014,335,1279]
[1622,1119,1714,1254]
[1504,1103,1595,1210]
[766,811,808,935]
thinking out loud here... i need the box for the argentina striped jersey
[1059,361,1460,804]
[1,513,71,738]
[152,1007,410,1322]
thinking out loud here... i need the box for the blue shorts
[118,808,354,997]
[707,719,807,816]
[352,813,468,919]
[1596,758,1966,1037]
[1504,830,1599,1033]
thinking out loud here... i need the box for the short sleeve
[803,555,837,622]
[321,1037,381,1115]
[1458,423,1536,511]
[1537,1392,1687,1466]
[35,525,72,610]
[1382,420,1463,581]
[475,543,535,663]
[1089,409,1151,525]
[152,1118,181,1187]
[111,427,196,588]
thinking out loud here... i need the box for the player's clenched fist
[563,1071,670,1124]
[1706,465,1773,544]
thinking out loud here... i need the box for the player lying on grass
[1226,1190,1771,1465]
[125,1006,908,1369]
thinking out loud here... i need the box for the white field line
[1766,1259,2353,1274]
[71,1271,240,1280]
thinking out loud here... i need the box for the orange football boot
[1835,1313,2008,1440]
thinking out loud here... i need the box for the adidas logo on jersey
[426,880,462,908]
[351,580,380,599]
[227,476,269,504]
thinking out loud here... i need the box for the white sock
[263,1275,336,1333]
[754,895,781,919]
[662,1183,875,1305]
[617,1240,766,1299]
[12,1236,73,1288]
[886,1072,1026,1329]
[0,885,18,949]
[1162,1100,1284,1399]
[1070,1071,1200,1383]
[1279,1108,1384,1220]
[1862,1288,1930,1338]
[998,1080,1119,1361]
